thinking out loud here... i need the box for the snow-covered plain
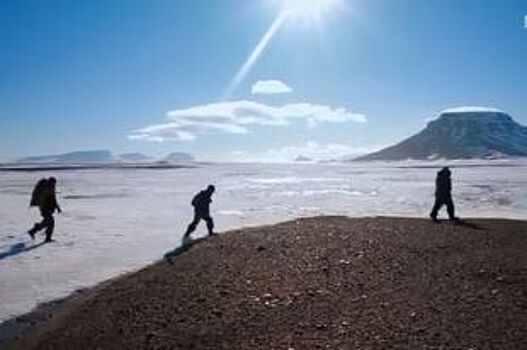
[1,160,526,321]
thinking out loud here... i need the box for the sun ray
[221,11,288,100]
[221,0,342,100]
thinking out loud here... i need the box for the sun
[223,0,345,98]
[281,0,341,20]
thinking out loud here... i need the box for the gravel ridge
[7,216,527,349]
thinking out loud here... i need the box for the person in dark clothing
[430,167,457,222]
[28,177,62,242]
[183,185,216,240]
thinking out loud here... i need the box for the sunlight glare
[221,0,343,99]
[282,0,340,20]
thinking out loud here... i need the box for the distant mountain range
[161,152,195,164]
[116,153,153,163]
[17,150,195,164]
[13,108,527,164]
[355,107,527,161]
[19,150,114,164]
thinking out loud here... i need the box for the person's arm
[54,196,62,213]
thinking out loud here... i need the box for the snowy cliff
[355,107,527,160]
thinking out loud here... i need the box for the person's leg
[430,199,442,221]
[44,213,55,242]
[28,210,47,237]
[446,198,456,221]
[27,223,38,239]
[204,215,215,236]
[184,213,200,238]
[28,222,41,235]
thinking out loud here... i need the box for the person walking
[430,167,458,223]
[183,185,216,241]
[28,177,62,242]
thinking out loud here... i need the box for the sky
[1,0,526,162]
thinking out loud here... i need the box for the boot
[429,213,440,223]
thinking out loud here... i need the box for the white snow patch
[441,106,505,114]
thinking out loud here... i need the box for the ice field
[1,160,526,321]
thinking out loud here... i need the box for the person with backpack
[183,185,216,242]
[28,177,62,242]
[430,167,458,223]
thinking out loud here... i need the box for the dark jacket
[192,191,212,212]
[435,169,452,199]
[40,188,60,213]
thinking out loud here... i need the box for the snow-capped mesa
[17,150,114,164]
[355,107,527,161]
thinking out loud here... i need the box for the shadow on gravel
[455,220,487,231]
[432,219,487,231]
[0,241,46,262]
[0,291,84,350]
[163,237,208,264]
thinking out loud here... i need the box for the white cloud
[251,80,293,95]
[222,142,383,163]
[128,123,197,142]
[441,106,504,114]
[129,100,366,142]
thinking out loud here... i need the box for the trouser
[430,197,455,220]
[29,209,55,240]
[184,211,214,237]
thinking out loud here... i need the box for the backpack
[191,192,201,206]
[30,178,49,207]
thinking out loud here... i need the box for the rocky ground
[5,216,527,349]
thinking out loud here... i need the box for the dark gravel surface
[8,216,527,349]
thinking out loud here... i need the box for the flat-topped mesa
[355,107,527,161]
[18,150,114,164]
[436,108,513,125]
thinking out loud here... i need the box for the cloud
[441,106,504,114]
[129,100,366,142]
[128,123,197,142]
[223,141,383,163]
[251,80,293,95]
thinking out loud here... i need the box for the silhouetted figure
[430,167,457,222]
[28,177,62,242]
[183,185,216,240]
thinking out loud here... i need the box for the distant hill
[294,155,313,162]
[17,150,197,165]
[355,107,527,161]
[116,153,152,163]
[161,152,195,163]
[18,150,113,164]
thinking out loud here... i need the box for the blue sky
[1,0,526,161]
